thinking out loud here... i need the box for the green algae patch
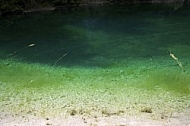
[0,58,189,94]
[142,69,190,94]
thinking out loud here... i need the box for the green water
[0,5,190,67]
[0,5,190,120]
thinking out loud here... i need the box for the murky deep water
[0,5,190,67]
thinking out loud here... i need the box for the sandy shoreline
[1,109,190,126]
[1,85,190,126]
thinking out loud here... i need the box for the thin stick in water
[169,49,184,71]
[54,53,67,65]
[7,43,35,58]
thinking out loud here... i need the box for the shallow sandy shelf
[0,81,190,126]
[0,57,190,126]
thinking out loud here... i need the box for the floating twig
[54,53,68,65]
[169,49,184,71]
[7,43,35,58]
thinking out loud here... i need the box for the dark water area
[0,5,190,67]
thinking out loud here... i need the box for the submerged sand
[0,57,190,126]
[0,81,190,126]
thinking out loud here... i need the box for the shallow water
[0,5,190,125]
[0,5,190,67]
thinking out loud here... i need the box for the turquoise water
[0,5,190,67]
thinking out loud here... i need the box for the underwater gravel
[0,84,190,126]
